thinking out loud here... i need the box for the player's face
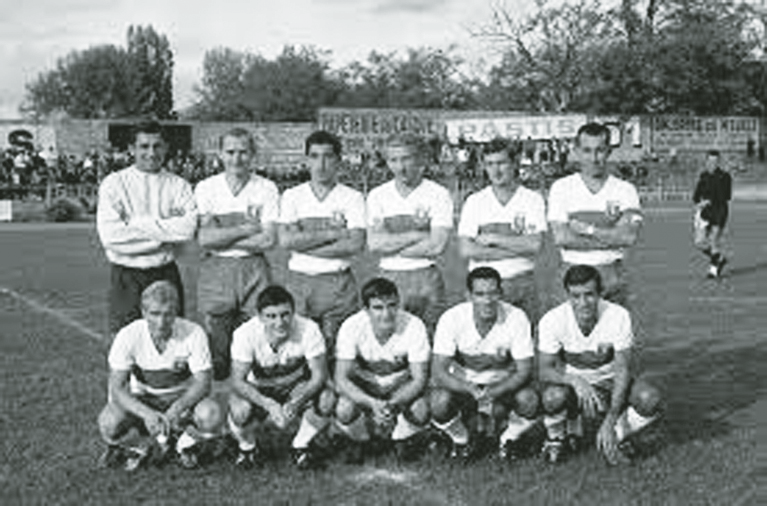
[260,303,294,342]
[567,280,600,324]
[483,151,515,188]
[133,133,166,173]
[705,154,719,171]
[366,295,399,337]
[220,135,253,178]
[143,301,176,342]
[307,143,339,185]
[387,145,425,188]
[469,277,501,321]
[576,133,609,178]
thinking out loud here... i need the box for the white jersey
[336,309,430,389]
[538,299,633,386]
[458,185,546,278]
[108,317,212,397]
[97,166,198,268]
[278,182,366,275]
[194,172,279,258]
[547,173,642,265]
[231,313,326,382]
[367,179,454,271]
[433,301,533,385]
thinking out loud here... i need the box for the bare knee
[227,394,253,427]
[98,403,128,441]
[630,380,662,417]
[542,384,571,414]
[514,387,540,419]
[315,388,336,417]
[405,397,430,426]
[429,388,455,423]
[335,395,361,425]
[194,398,224,434]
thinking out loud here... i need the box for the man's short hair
[131,120,165,144]
[575,123,610,146]
[361,277,399,308]
[563,265,603,293]
[707,149,720,158]
[482,137,518,160]
[141,280,179,310]
[257,285,295,312]
[219,127,256,152]
[466,266,502,293]
[385,132,428,157]
[305,130,342,157]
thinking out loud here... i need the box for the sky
[0,0,536,119]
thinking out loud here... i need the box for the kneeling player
[431,267,539,462]
[334,277,431,464]
[98,281,223,471]
[228,285,333,470]
[538,265,663,465]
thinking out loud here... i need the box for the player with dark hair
[431,267,538,462]
[97,120,197,337]
[195,127,279,379]
[458,137,546,322]
[334,277,431,464]
[547,122,643,309]
[227,285,334,470]
[366,132,454,336]
[538,265,663,465]
[692,150,732,278]
[278,130,365,357]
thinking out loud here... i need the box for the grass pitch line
[0,286,104,343]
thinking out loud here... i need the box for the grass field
[0,202,763,505]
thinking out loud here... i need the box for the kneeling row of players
[97,265,664,472]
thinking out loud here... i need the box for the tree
[22,25,174,119]
[188,47,254,120]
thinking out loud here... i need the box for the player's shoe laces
[98,445,125,469]
[234,447,261,470]
[177,446,200,470]
[541,437,566,464]
[292,447,319,470]
[448,440,471,463]
[498,440,520,462]
[123,445,150,472]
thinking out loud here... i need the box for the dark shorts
[701,204,728,228]
[109,262,184,335]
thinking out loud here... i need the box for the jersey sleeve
[188,324,213,373]
[277,187,298,225]
[621,182,643,222]
[510,311,534,360]
[457,193,480,238]
[612,307,634,352]
[260,180,281,224]
[407,316,431,363]
[432,311,457,357]
[193,179,213,216]
[537,310,563,355]
[527,191,548,234]
[107,328,136,371]
[366,188,385,228]
[302,319,327,359]
[335,316,359,361]
[345,189,367,230]
[547,178,569,223]
[430,184,454,229]
[231,320,255,364]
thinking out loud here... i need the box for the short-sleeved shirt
[458,185,547,278]
[108,317,212,397]
[194,173,280,258]
[336,309,430,389]
[231,313,326,382]
[366,179,454,271]
[278,182,366,274]
[538,299,633,385]
[547,173,642,265]
[433,301,533,385]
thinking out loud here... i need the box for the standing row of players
[99,266,663,472]
[95,120,661,470]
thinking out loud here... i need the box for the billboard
[445,114,587,144]
[651,116,758,153]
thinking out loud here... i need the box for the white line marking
[0,286,104,343]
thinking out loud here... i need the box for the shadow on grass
[643,340,766,445]
[724,261,767,278]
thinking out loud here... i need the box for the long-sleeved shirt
[97,165,198,268]
[693,168,732,206]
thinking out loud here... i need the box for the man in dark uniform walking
[692,150,732,278]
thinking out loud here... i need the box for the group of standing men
[95,120,663,472]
